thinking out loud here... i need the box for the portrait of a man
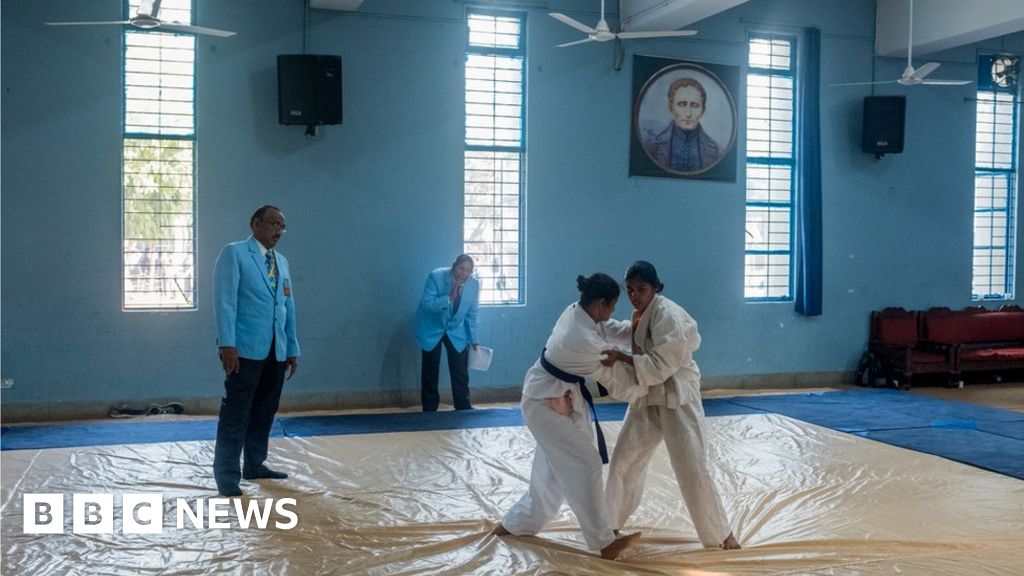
[630,56,739,181]
[647,77,721,172]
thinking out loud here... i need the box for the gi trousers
[213,347,287,492]
[501,397,616,552]
[420,334,471,411]
[605,402,731,547]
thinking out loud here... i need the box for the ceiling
[309,0,365,11]
[617,0,1024,58]
[308,1,1024,59]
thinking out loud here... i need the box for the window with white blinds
[464,11,525,305]
[972,76,1018,300]
[122,0,196,310]
[744,35,795,300]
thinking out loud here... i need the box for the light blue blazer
[214,237,300,362]
[415,267,479,353]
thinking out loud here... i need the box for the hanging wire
[303,0,309,53]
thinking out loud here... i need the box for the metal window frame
[464,8,527,307]
[121,0,198,311]
[972,81,1018,301]
[744,32,797,302]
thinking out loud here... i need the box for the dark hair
[250,205,282,227]
[451,253,474,270]
[625,261,665,293]
[576,273,620,308]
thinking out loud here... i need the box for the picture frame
[630,55,740,182]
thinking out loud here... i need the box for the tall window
[744,35,795,300]
[464,11,526,305]
[972,54,1018,300]
[122,0,196,310]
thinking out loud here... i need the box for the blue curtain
[795,27,823,316]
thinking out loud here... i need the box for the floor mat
[720,389,1024,479]
[3,414,1022,575]
[865,426,1024,478]
[4,390,1022,480]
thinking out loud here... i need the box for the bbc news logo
[23,494,298,534]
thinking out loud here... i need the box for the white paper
[468,345,493,371]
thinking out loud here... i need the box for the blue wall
[2,0,1021,414]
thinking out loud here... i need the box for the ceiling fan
[834,0,968,87]
[550,0,696,48]
[46,0,236,38]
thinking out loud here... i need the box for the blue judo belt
[539,349,610,464]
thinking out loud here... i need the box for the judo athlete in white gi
[603,261,741,550]
[492,274,648,560]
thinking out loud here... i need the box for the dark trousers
[213,349,287,490]
[421,334,472,411]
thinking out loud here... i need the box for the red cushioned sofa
[867,307,956,390]
[865,306,1024,390]
[921,306,1024,385]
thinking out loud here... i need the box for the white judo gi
[501,303,647,552]
[605,294,733,548]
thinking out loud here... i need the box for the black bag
[855,350,884,387]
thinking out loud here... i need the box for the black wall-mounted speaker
[277,55,342,126]
[862,96,905,156]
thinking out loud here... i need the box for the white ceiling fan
[550,0,696,48]
[834,0,968,87]
[46,0,236,38]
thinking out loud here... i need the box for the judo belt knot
[539,350,609,464]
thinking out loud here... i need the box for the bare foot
[491,523,511,536]
[720,533,741,550]
[600,531,641,560]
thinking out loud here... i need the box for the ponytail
[577,273,620,308]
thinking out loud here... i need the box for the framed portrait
[630,55,740,181]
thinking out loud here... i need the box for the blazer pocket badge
[283,280,292,297]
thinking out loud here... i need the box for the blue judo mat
[3,389,1022,480]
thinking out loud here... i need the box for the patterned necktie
[265,250,278,292]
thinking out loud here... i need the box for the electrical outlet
[0,379,13,389]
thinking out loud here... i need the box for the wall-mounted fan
[46,0,236,38]
[550,0,696,48]
[834,0,969,87]
[991,55,1019,89]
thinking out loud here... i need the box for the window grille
[464,12,525,305]
[972,84,1018,300]
[122,0,196,310]
[745,36,795,300]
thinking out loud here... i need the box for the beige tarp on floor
[2,413,1023,575]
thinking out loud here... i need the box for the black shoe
[218,485,243,497]
[109,402,185,418]
[243,466,288,480]
[148,402,185,415]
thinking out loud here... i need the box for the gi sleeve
[602,318,634,349]
[632,305,700,388]
[601,362,648,403]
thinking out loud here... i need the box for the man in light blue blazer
[212,205,300,497]
[415,254,479,411]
